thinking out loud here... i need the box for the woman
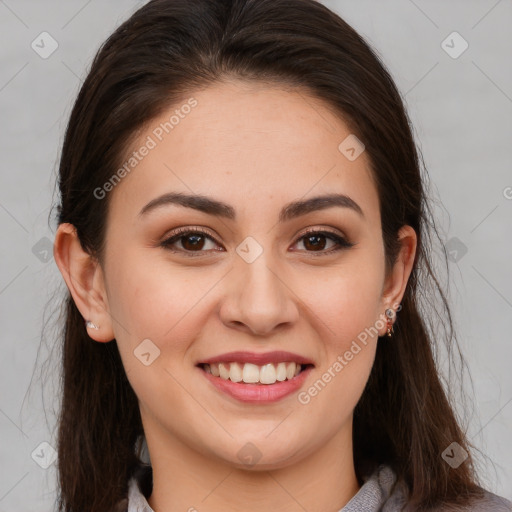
[51,0,511,510]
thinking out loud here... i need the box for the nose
[218,252,300,336]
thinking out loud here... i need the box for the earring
[85,320,99,330]
[385,308,394,337]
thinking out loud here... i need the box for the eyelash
[159,226,355,257]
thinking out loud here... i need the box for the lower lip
[198,366,313,403]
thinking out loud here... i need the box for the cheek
[299,271,381,423]
[106,255,209,403]
[106,247,212,338]
[297,245,384,410]
[307,257,385,345]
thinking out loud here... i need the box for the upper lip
[197,351,315,367]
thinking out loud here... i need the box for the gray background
[0,0,511,510]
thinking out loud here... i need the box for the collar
[125,463,406,512]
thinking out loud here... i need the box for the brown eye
[294,230,354,254]
[302,233,329,251]
[160,228,222,255]
[180,233,206,251]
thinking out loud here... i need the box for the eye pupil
[304,234,326,251]
[182,234,205,250]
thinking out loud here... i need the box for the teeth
[229,362,243,383]
[219,363,230,380]
[276,362,287,381]
[205,362,303,384]
[242,363,260,383]
[260,363,276,384]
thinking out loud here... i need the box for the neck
[145,420,360,512]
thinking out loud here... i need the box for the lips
[198,363,314,403]
[195,351,315,402]
[196,350,315,367]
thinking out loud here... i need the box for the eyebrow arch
[138,191,364,222]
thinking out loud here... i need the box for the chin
[217,437,307,471]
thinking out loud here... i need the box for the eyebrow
[138,191,364,222]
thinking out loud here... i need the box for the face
[60,79,415,471]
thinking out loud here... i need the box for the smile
[197,362,314,403]
[200,361,313,385]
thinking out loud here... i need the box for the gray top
[124,464,512,511]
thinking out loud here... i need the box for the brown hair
[51,0,486,510]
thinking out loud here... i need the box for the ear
[53,223,115,342]
[378,225,417,336]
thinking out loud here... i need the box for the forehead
[109,80,379,224]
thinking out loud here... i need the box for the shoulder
[408,487,512,511]
[407,488,512,511]
[424,488,512,511]
[373,465,512,512]
[459,491,512,511]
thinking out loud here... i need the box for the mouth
[197,361,315,386]
[195,350,315,402]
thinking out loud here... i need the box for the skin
[54,79,417,512]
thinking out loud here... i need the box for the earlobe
[379,225,417,336]
[53,223,115,342]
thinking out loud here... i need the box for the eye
[292,229,355,255]
[159,227,354,256]
[159,227,223,256]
